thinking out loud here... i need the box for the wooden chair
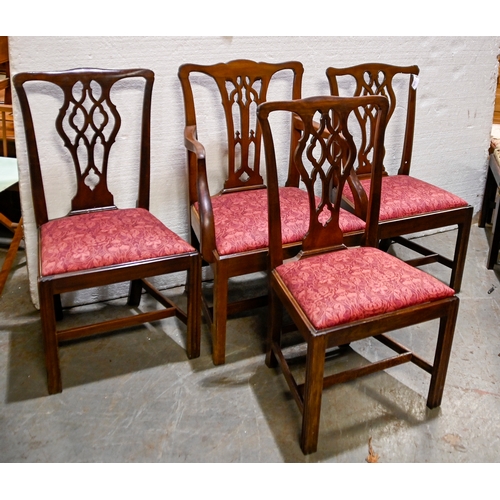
[178,60,365,365]
[0,104,23,297]
[13,68,201,394]
[257,95,460,455]
[326,63,473,292]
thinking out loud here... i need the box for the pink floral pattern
[344,175,468,221]
[196,187,365,256]
[276,246,455,330]
[40,208,194,276]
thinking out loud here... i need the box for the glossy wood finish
[178,60,304,365]
[326,63,473,292]
[13,68,201,394]
[258,95,459,454]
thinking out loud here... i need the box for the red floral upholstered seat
[195,187,365,256]
[276,247,454,330]
[343,176,468,221]
[41,208,195,276]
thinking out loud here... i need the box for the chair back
[13,68,154,227]
[178,59,303,202]
[326,63,419,178]
[258,95,389,267]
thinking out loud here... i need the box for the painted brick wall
[8,36,500,306]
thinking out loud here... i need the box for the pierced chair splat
[178,60,363,365]
[257,95,459,455]
[326,63,473,293]
[13,68,201,394]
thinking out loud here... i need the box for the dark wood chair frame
[325,63,473,293]
[13,68,201,394]
[178,59,319,365]
[258,95,460,455]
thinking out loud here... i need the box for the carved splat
[293,105,359,249]
[327,64,419,178]
[216,73,264,190]
[55,77,120,213]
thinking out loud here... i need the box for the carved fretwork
[55,78,120,213]
[218,74,265,190]
[294,107,357,250]
[327,64,419,178]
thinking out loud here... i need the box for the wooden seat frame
[13,68,201,394]
[258,95,459,455]
[325,63,473,293]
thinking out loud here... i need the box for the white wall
[9,36,500,307]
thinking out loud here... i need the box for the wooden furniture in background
[13,68,201,394]
[0,104,22,297]
[479,150,500,268]
[258,94,459,455]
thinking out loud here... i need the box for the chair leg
[54,294,63,321]
[379,238,393,252]
[39,281,62,394]
[212,262,228,365]
[127,279,143,307]
[265,286,282,368]
[186,254,201,359]
[427,297,459,409]
[449,208,473,291]
[300,335,327,455]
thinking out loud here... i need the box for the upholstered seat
[276,246,455,330]
[195,187,365,256]
[41,208,195,276]
[343,175,468,221]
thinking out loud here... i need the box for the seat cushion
[40,208,194,276]
[275,246,455,330]
[196,187,365,256]
[344,175,468,221]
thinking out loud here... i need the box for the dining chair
[178,59,365,365]
[13,68,201,394]
[257,94,460,454]
[326,63,473,292]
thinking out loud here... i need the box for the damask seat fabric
[344,175,468,221]
[194,187,365,256]
[40,208,195,276]
[276,246,455,330]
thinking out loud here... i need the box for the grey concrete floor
[1,223,499,463]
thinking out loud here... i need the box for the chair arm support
[184,126,216,262]
[184,125,206,159]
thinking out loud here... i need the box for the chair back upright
[258,95,389,268]
[327,63,419,178]
[13,68,154,228]
[178,60,304,202]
